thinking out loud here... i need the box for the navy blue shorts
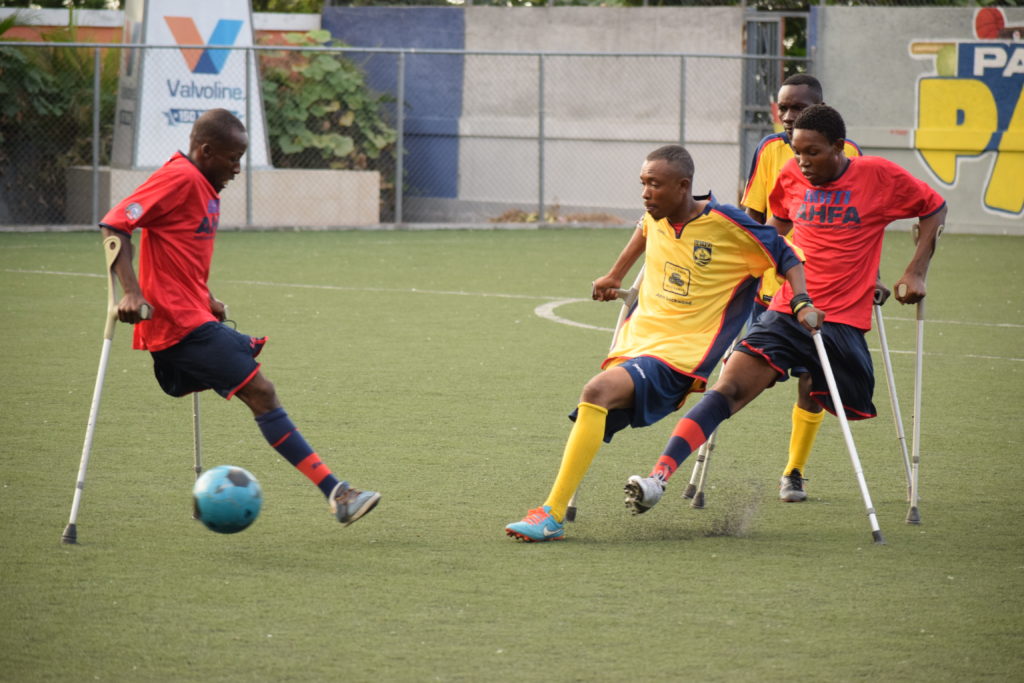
[570,356,699,443]
[150,322,266,399]
[734,310,876,420]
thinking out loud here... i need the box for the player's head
[777,73,824,139]
[791,104,847,186]
[641,145,694,222]
[190,109,248,193]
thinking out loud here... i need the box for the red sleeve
[883,159,946,220]
[99,160,190,233]
[768,160,799,222]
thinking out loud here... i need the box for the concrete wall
[67,167,380,228]
[817,7,1024,234]
[460,7,743,217]
[323,6,745,223]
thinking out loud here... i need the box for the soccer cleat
[624,475,665,515]
[779,469,808,502]
[330,481,381,526]
[505,505,565,542]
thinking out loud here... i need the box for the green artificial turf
[1,229,1021,681]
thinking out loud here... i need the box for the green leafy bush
[260,30,396,172]
[0,14,118,223]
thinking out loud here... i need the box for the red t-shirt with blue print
[768,155,945,330]
[100,152,220,351]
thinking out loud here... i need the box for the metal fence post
[245,45,253,227]
[537,53,545,224]
[91,46,101,226]
[396,50,405,225]
[679,55,687,145]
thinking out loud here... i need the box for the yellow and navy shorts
[570,356,701,443]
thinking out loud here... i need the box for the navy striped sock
[256,407,339,497]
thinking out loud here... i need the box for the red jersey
[767,155,945,330]
[100,152,220,351]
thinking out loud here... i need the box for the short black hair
[191,108,246,147]
[793,104,846,145]
[781,73,823,102]
[646,145,695,180]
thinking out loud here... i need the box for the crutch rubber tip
[61,523,78,545]
[906,506,921,525]
[872,530,886,545]
[690,492,705,509]
[681,483,697,500]
[565,507,576,523]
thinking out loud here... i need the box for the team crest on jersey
[125,203,143,221]
[693,240,713,267]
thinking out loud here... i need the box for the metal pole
[395,51,405,225]
[537,54,545,224]
[91,46,101,225]
[678,55,686,145]
[245,45,254,227]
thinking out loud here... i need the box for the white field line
[7,267,1024,362]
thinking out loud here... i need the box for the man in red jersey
[100,108,379,527]
[742,73,866,503]
[624,104,946,515]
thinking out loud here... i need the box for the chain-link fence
[0,40,808,228]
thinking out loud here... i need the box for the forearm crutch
[807,311,885,545]
[906,296,925,525]
[62,236,150,544]
[873,294,912,502]
[682,429,717,509]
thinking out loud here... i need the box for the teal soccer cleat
[505,505,565,542]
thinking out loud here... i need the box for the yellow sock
[543,402,608,522]
[785,403,825,476]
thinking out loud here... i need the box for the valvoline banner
[112,0,268,169]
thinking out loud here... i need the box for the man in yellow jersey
[741,74,865,503]
[505,144,811,542]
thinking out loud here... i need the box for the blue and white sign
[112,0,269,169]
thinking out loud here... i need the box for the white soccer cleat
[779,469,808,502]
[624,475,666,515]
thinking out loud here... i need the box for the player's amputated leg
[624,390,732,513]
[505,402,607,542]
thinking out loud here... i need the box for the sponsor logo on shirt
[796,189,862,226]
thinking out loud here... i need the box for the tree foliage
[0,14,119,222]
[260,29,396,171]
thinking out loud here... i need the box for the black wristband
[790,293,813,315]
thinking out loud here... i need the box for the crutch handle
[614,287,639,308]
[804,310,823,329]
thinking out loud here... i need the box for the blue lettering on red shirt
[796,188,862,226]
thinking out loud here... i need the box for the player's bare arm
[593,223,645,301]
[744,206,766,225]
[894,205,947,304]
[767,215,793,237]
[781,262,823,331]
[100,226,150,323]
[209,295,227,322]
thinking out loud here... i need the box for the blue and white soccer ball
[192,465,262,534]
